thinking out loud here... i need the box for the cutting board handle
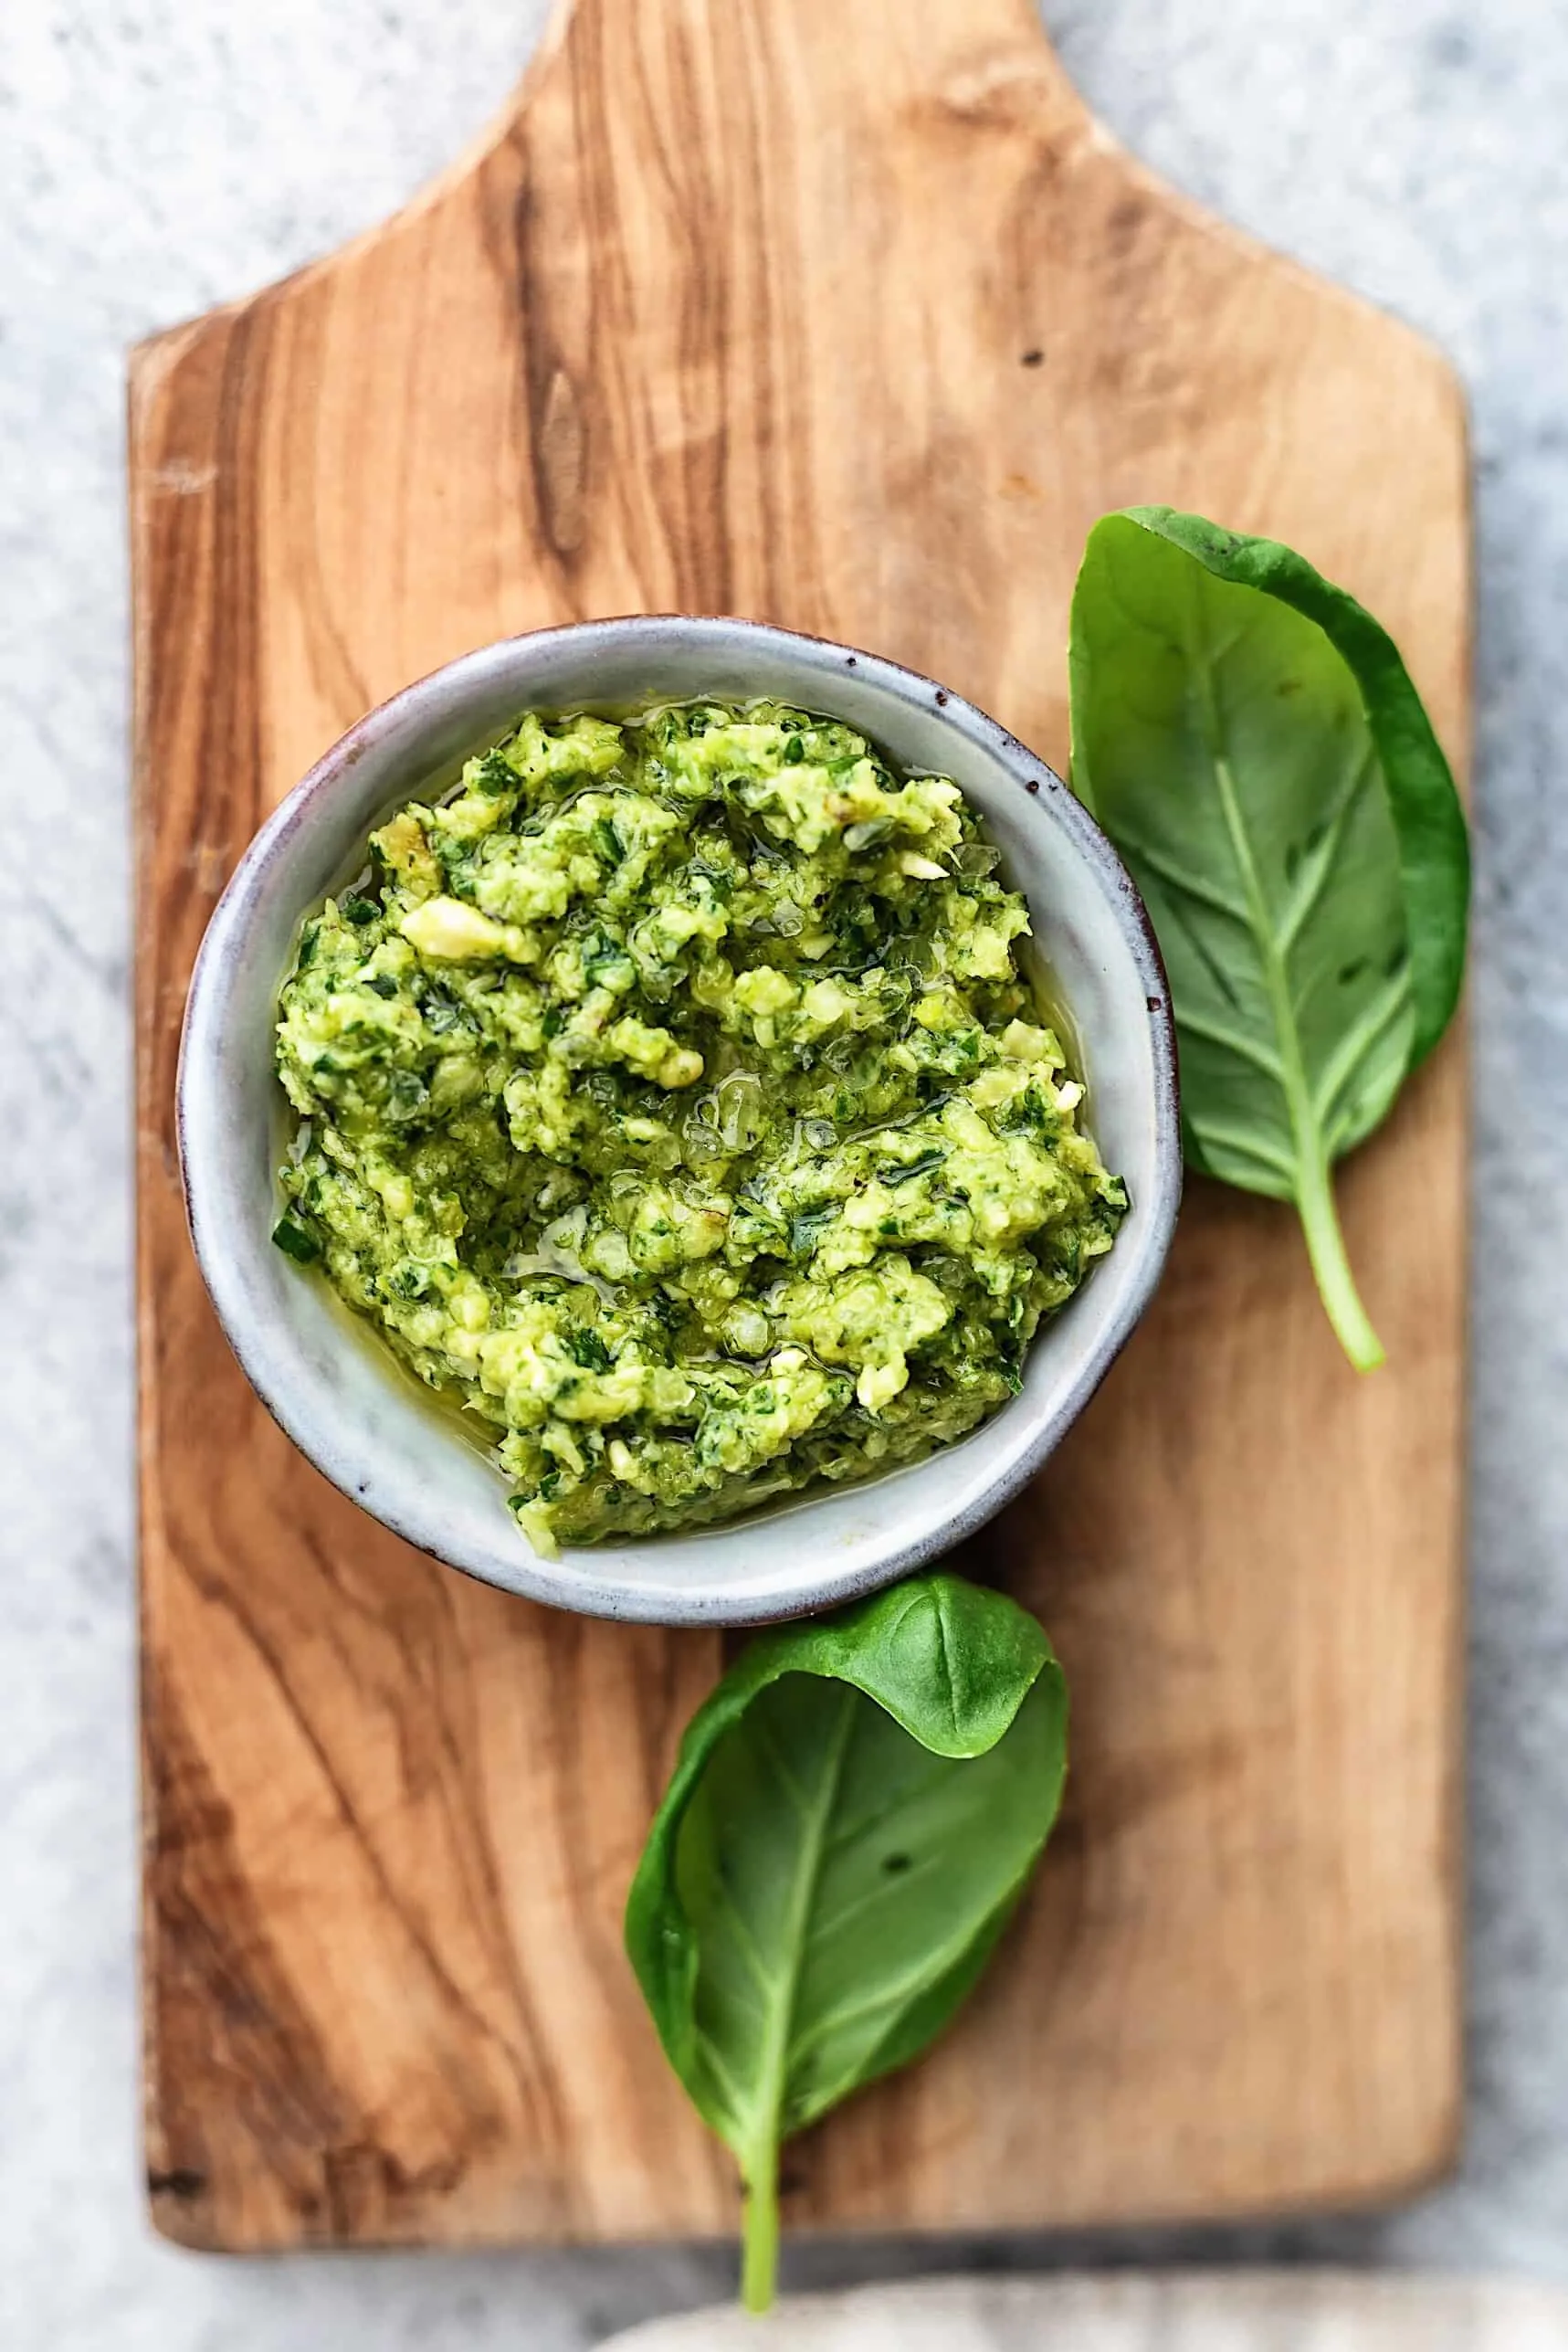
[479,0,1091,172]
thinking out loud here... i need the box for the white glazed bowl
[178,617,1179,1624]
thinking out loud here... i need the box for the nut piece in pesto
[273,701,1127,1553]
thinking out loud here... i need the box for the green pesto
[274,702,1126,1552]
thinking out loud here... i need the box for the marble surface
[608,2274,1568,2350]
[2,0,1565,2343]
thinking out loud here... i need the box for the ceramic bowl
[178,617,1179,1624]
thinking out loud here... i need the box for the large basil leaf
[1068,507,1468,1369]
[625,1573,1067,2311]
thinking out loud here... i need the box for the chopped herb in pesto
[270,1212,321,1265]
[273,701,1126,1551]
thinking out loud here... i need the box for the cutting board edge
[142,2089,1463,2254]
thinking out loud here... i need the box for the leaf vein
[1188,1118,1296,1185]
[709,1881,784,2002]
[1114,829,1252,928]
[1178,1005,1285,1082]
[1313,967,1414,1134]
[809,1855,941,1949]
[786,1917,1012,2072]
[1275,744,1378,961]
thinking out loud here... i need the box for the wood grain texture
[132,0,1469,2252]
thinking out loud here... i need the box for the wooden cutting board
[131,0,1469,2252]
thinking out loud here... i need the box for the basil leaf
[1068,507,1468,1369]
[625,1572,1067,2311]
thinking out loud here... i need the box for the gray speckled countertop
[3,1,1564,2343]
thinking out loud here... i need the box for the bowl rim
[177,614,1180,1623]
